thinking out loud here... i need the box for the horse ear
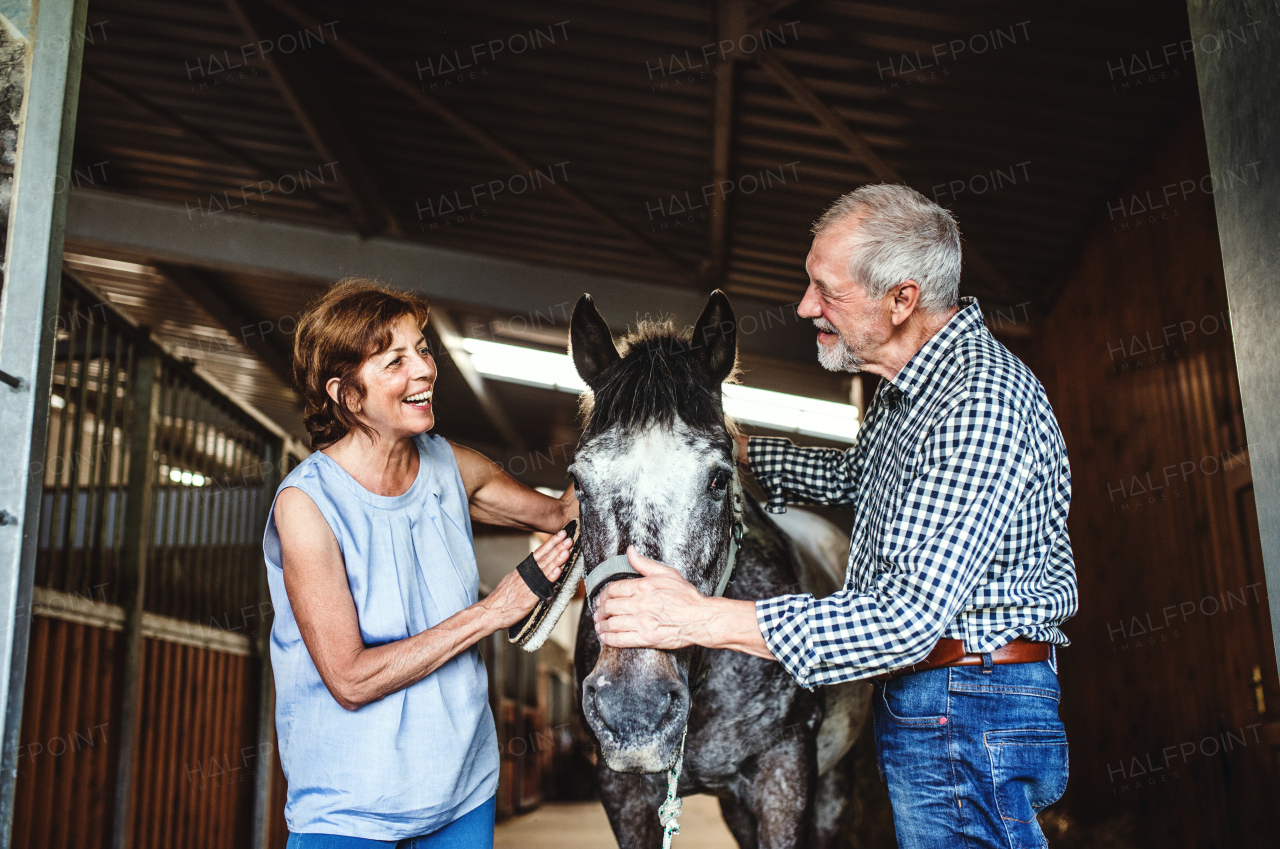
[692,289,737,385]
[570,294,621,387]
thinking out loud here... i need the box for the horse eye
[571,473,585,497]
[709,470,730,493]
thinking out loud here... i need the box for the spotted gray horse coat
[567,290,884,849]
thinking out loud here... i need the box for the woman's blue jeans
[285,797,496,849]
[872,652,1068,849]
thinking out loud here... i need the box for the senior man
[593,183,1077,849]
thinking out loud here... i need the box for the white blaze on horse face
[575,420,728,588]
[577,417,731,772]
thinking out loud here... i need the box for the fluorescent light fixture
[460,338,858,442]
[462,339,587,393]
[722,384,858,442]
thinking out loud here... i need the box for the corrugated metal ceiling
[62,0,1199,459]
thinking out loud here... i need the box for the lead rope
[659,728,688,848]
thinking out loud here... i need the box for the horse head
[569,290,739,773]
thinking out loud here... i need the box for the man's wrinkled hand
[592,546,713,650]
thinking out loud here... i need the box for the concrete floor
[494,795,738,848]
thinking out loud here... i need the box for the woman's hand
[480,529,575,630]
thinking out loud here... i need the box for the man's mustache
[813,318,839,335]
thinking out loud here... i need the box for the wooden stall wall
[1029,100,1278,848]
[11,617,120,849]
[128,638,260,849]
[11,276,296,849]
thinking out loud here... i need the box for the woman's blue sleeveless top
[262,433,497,839]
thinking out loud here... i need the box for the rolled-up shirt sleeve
[755,395,1033,689]
[747,436,862,513]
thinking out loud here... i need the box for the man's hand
[592,547,712,649]
[592,546,776,660]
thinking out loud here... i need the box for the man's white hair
[812,183,962,314]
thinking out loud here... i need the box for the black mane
[579,319,737,439]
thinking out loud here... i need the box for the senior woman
[263,279,578,847]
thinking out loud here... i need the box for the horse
[567,290,891,849]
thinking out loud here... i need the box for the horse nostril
[660,679,686,726]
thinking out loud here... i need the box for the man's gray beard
[814,319,865,373]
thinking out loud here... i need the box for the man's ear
[889,280,921,326]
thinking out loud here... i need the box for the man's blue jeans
[872,652,1068,849]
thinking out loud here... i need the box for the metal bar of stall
[188,411,208,621]
[227,438,246,627]
[107,339,134,604]
[110,352,160,849]
[216,411,237,620]
[58,297,97,592]
[44,295,78,592]
[90,326,124,599]
[202,413,218,621]
[82,319,113,593]
[204,415,221,625]
[160,376,190,619]
[0,0,91,841]
[34,302,72,591]
[154,369,179,617]
[252,437,286,849]
[173,385,197,621]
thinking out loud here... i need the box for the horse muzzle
[582,647,690,773]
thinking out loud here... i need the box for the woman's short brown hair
[293,278,431,450]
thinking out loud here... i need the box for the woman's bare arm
[275,486,573,710]
[449,440,578,532]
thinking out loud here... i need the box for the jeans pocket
[984,728,1069,847]
[878,675,949,728]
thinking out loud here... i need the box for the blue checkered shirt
[750,298,1077,689]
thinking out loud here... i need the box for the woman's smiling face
[337,313,438,443]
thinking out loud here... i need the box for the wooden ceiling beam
[707,0,748,285]
[748,0,804,31]
[154,263,297,389]
[223,0,402,237]
[754,51,1027,302]
[80,68,356,225]
[262,0,700,287]
[65,190,824,365]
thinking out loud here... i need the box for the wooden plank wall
[11,617,120,849]
[1029,100,1278,847]
[127,637,260,849]
[11,622,263,849]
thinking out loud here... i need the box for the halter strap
[583,554,640,600]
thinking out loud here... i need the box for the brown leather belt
[871,638,1050,682]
